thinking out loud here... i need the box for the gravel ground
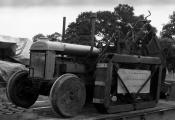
[0,87,99,120]
[0,87,53,120]
[0,102,99,120]
[0,73,174,120]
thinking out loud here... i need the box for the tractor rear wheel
[7,70,39,108]
[50,74,86,117]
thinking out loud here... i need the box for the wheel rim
[59,80,84,115]
[50,74,86,117]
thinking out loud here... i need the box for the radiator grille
[30,52,46,78]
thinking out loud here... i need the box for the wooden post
[62,17,66,41]
[90,13,97,47]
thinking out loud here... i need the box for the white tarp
[0,35,33,65]
[0,35,32,82]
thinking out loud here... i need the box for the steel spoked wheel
[7,70,39,108]
[50,74,86,117]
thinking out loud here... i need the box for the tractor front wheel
[7,70,39,108]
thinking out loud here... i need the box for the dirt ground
[0,87,99,120]
[0,87,54,120]
[0,73,175,120]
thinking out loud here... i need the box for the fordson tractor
[7,14,165,117]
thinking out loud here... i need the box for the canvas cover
[0,35,32,82]
[0,60,27,82]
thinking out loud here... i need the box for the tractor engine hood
[30,39,100,57]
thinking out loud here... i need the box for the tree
[63,12,93,45]
[47,32,61,41]
[160,11,175,72]
[159,37,175,72]
[161,11,175,38]
[32,33,45,42]
[64,4,156,54]
[33,32,62,42]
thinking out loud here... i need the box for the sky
[0,0,174,39]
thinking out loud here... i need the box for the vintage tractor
[7,14,164,117]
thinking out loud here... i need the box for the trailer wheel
[7,70,39,108]
[50,74,86,117]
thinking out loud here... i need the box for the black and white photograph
[0,0,175,120]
